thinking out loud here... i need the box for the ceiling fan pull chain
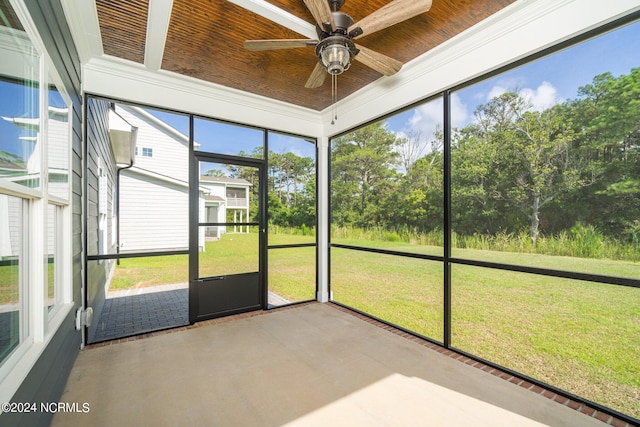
[331,74,338,125]
[335,74,338,122]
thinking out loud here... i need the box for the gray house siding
[0,1,82,426]
[85,97,117,343]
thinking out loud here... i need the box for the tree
[331,121,400,227]
[508,105,588,243]
[396,129,439,173]
[266,150,315,228]
[268,151,314,208]
[565,69,640,239]
[457,92,596,243]
[387,151,444,232]
[204,168,227,177]
[451,124,507,235]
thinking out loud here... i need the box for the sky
[385,19,640,145]
[141,111,316,175]
[0,84,66,163]
[139,111,314,157]
[1,19,638,166]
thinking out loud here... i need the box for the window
[46,203,57,311]
[85,98,190,343]
[331,97,444,256]
[329,16,640,421]
[135,147,154,157]
[194,117,264,158]
[0,196,24,365]
[0,0,72,390]
[267,132,317,307]
[450,20,640,280]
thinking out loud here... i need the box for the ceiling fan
[243,0,433,89]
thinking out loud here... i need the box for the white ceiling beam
[145,0,173,71]
[227,0,317,39]
[60,0,103,63]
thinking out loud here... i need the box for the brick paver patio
[92,283,290,342]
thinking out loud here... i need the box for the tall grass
[332,224,640,262]
[269,224,316,237]
[332,225,444,247]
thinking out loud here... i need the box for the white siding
[0,195,21,257]
[116,105,189,182]
[207,182,226,199]
[119,171,188,252]
[47,111,69,172]
[114,104,191,251]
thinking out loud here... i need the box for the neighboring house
[2,103,251,257]
[1,106,69,193]
[113,104,190,253]
[200,176,252,239]
[112,104,250,253]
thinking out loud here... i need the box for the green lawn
[268,245,316,302]
[110,233,317,303]
[330,243,640,419]
[0,262,55,305]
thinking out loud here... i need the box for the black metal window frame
[84,94,320,327]
[327,11,640,425]
[264,131,320,306]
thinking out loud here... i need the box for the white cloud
[394,82,561,147]
[488,85,508,100]
[487,81,561,111]
[520,81,560,111]
[402,93,469,143]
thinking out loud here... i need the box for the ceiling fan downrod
[328,0,345,12]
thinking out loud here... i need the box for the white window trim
[0,0,75,408]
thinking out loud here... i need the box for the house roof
[204,195,225,202]
[200,176,252,186]
[0,153,25,172]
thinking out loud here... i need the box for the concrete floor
[53,303,606,427]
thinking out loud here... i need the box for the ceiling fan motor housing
[315,11,360,75]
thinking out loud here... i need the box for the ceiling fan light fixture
[320,42,350,75]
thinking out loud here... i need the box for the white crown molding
[0,25,33,54]
[83,56,323,136]
[323,0,640,135]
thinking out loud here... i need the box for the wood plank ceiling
[96,0,516,111]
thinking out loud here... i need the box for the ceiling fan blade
[349,0,432,39]
[305,62,327,89]
[302,0,336,31]
[244,39,317,51]
[354,44,403,76]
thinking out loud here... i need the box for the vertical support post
[316,136,330,302]
[82,94,89,346]
[443,90,452,348]
[261,129,268,309]
[188,114,198,324]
